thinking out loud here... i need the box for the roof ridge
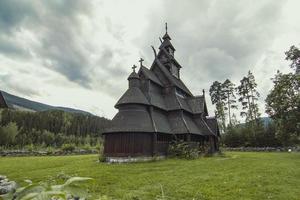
[175,95,190,133]
[139,65,163,86]
[149,107,158,132]
[160,47,181,67]
[154,58,192,96]
[201,117,216,136]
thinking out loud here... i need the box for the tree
[39,130,55,146]
[265,71,300,146]
[209,81,226,132]
[0,122,19,146]
[222,79,238,125]
[285,45,300,74]
[237,71,260,123]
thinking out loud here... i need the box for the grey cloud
[0,0,94,88]
[0,74,40,97]
[98,48,128,79]
[132,0,288,117]
[0,0,132,93]
[0,0,294,117]
[0,0,37,33]
[138,0,285,91]
[92,48,129,98]
[0,35,29,58]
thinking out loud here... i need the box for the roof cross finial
[165,22,168,33]
[139,58,144,67]
[132,64,137,72]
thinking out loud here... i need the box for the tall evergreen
[237,71,260,123]
[285,45,300,74]
[209,81,226,132]
[222,79,238,126]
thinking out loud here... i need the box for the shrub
[46,146,55,155]
[99,154,106,162]
[168,140,199,159]
[25,143,34,152]
[61,143,76,153]
[81,143,92,151]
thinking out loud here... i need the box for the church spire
[159,23,175,53]
[162,22,171,41]
[128,64,140,88]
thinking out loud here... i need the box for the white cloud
[0,0,299,120]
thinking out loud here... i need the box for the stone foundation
[105,156,166,163]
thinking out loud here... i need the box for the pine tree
[209,81,226,132]
[222,79,238,126]
[285,45,300,74]
[237,71,260,124]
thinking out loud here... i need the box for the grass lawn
[0,152,299,199]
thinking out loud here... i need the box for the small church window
[175,88,185,98]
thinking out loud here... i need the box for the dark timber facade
[103,27,220,158]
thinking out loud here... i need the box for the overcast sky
[0,0,299,120]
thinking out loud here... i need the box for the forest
[209,45,300,147]
[0,109,111,149]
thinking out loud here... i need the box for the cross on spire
[132,65,137,72]
[139,58,144,67]
[165,22,168,33]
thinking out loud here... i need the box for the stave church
[103,25,220,159]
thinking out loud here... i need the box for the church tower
[103,24,220,160]
[157,23,181,79]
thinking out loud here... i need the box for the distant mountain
[261,117,273,127]
[236,117,273,128]
[0,90,92,115]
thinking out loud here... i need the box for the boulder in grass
[0,175,6,181]
[0,181,17,195]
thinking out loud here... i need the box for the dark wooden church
[103,26,220,158]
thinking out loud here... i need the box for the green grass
[0,152,299,199]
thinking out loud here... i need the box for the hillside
[0,90,91,115]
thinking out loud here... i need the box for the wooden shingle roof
[105,31,218,137]
[154,58,192,96]
[139,66,163,86]
[115,87,150,108]
[206,117,220,137]
[105,109,154,133]
[187,96,205,114]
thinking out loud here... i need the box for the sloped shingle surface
[106,109,154,133]
[152,109,172,133]
[168,112,189,134]
[115,87,150,108]
[206,117,220,136]
[140,66,163,86]
[187,96,204,114]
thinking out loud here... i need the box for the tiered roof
[105,28,218,137]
